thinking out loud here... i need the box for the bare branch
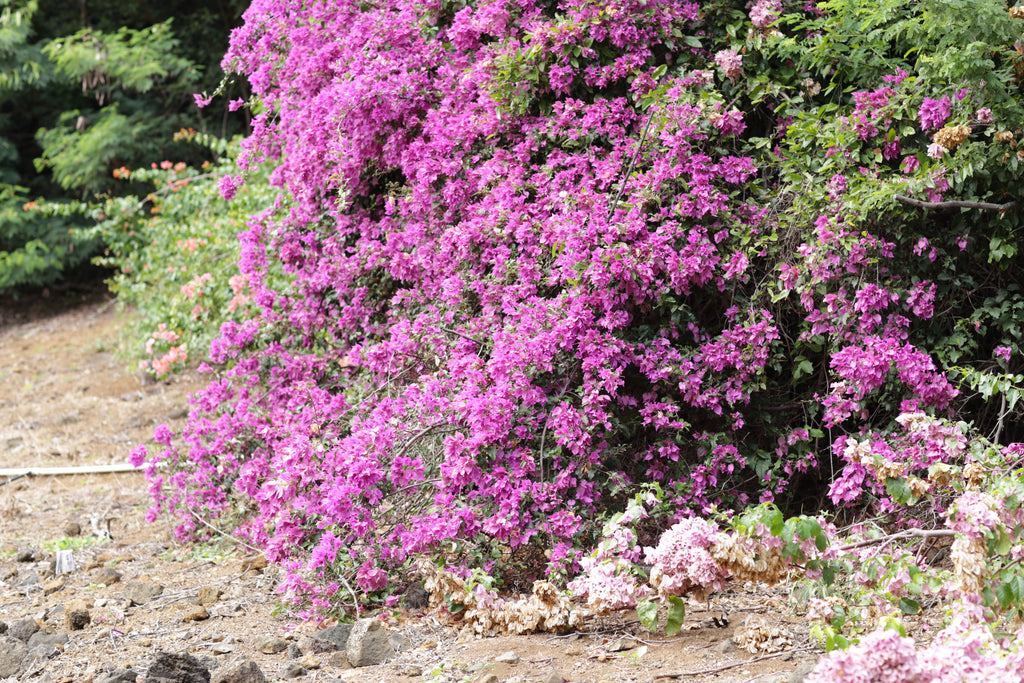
[836,527,955,552]
[894,194,1016,212]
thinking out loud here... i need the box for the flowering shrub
[44,132,286,378]
[128,0,1024,624]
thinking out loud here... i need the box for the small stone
[418,639,438,650]
[252,634,289,654]
[564,646,583,656]
[346,618,394,667]
[789,661,817,683]
[716,637,737,654]
[17,571,39,586]
[388,632,413,652]
[315,625,351,650]
[495,651,521,664]
[323,651,351,669]
[287,643,300,659]
[96,669,139,683]
[780,650,795,661]
[279,662,306,679]
[7,619,39,643]
[210,659,268,683]
[0,636,27,677]
[143,651,211,683]
[298,655,320,670]
[474,675,498,683]
[27,632,68,649]
[65,599,91,630]
[211,643,236,654]
[62,521,82,537]
[197,587,222,606]
[42,578,66,596]
[297,635,335,655]
[138,637,153,648]
[15,547,39,563]
[239,555,268,573]
[542,672,565,683]
[124,581,164,606]
[92,567,122,586]
[607,637,637,652]
[183,606,209,623]
[400,664,423,677]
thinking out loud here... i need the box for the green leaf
[897,597,920,615]
[665,596,686,636]
[637,599,659,632]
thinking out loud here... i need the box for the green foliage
[73,134,286,377]
[0,0,247,294]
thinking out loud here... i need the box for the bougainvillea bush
[130,0,1024,644]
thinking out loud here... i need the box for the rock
[323,651,351,669]
[183,606,209,623]
[17,571,39,586]
[210,659,267,683]
[42,578,66,595]
[607,637,637,652]
[143,652,211,683]
[210,643,236,654]
[388,632,413,652]
[197,587,222,606]
[7,619,39,643]
[124,581,164,605]
[62,521,82,537]
[495,651,521,664]
[315,625,351,650]
[297,635,335,655]
[297,655,320,670]
[564,646,583,656]
[198,656,220,672]
[279,662,306,679]
[65,599,91,630]
[400,664,423,677]
[789,661,817,683]
[93,567,122,585]
[346,618,394,667]
[15,547,40,563]
[239,555,268,573]
[716,637,737,654]
[96,669,139,683]
[402,583,429,609]
[0,635,28,677]
[474,675,499,683]
[252,634,289,654]
[542,673,565,683]
[27,632,68,650]
[287,643,301,659]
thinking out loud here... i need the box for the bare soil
[0,295,819,683]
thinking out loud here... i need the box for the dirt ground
[0,293,820,683]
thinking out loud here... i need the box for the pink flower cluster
[808,619,1024,683]
[644,517,727,595]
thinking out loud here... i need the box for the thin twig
[187,508,261,552]
[608,111,656,222]
[338,572,362,619]
[836,527,955,552]
[647,647,817,681]
[893,194,1016,212]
